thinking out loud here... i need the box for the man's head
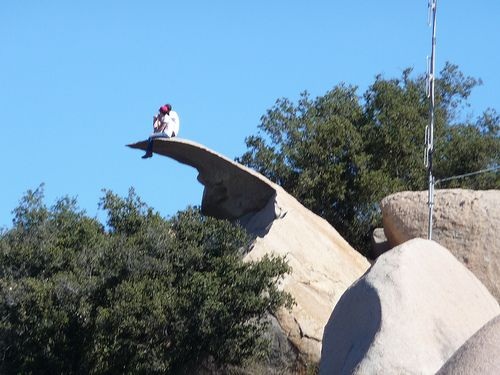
[159,104,172,115]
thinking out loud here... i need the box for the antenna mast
[424,0,438,240]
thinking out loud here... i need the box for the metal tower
[424,0,438,240]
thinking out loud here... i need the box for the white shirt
[154,110,180,138]
[168,110,180,137]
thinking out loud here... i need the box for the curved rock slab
[128,138,275,220]
[320,239,500,375]
[437,315,500,375]
[381,189,500,301]
[129,138,370,363]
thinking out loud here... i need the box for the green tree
[434,108,499,188]
[238,86,376,251]
[238,63,499,254]
[0,187,292,374]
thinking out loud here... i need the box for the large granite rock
[436,315,500,375]
[243,186,370,364]
[320,239,500,375]
[381,189,500,301]
[128,138,370,366]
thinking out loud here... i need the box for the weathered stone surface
[244,187,370,363]
[128,138,371,365]
[320,239,500,375]
[436,315,500,375]
[128,138,275,220]
[381,189,500,301]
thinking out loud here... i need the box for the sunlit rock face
[436,314,500,375]
[320,239,500,375]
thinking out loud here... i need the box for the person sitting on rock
[142,104,180,159]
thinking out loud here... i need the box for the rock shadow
[320,279,382,374]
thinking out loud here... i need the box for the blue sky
[1,1,499,228]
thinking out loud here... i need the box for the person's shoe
[141,152,153,159]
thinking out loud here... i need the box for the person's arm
[157,114,171,133]
[153,115,162,132]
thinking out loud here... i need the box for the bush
[0,186,292,374]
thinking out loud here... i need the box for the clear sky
[1,1,499,229]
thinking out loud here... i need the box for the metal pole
[426,0,437,240]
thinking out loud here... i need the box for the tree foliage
[238,63,499,254]
[0,186,293,374]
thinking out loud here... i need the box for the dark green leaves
[0,187,292,374]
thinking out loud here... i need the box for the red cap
[159,104,172,114]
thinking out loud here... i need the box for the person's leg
[141,133,170,158]
[142,138,154,158]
